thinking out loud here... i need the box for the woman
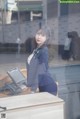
[26,27,57,95]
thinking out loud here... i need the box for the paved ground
[0,54,27,74]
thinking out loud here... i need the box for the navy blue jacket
[26,45,57,95]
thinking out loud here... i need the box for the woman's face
[35,31,47,46]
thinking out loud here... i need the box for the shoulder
[40,46,48,54]
[38,46,48,58]
[36,46,49,63]
[34,45,48,58]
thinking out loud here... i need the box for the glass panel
[0,1,80,119]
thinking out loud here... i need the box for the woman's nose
[38,35,41,38]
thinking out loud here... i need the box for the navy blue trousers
[39,83,57,96]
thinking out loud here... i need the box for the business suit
[26,44,57,95]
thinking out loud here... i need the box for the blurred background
[0,1,80,119]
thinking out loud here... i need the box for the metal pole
[17,0,21,39]
[17,0,21,53]
[1,0,5,43]
[42,0,47,26]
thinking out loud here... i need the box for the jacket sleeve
[27,57,39,91]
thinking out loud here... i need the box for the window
[0,2,80,119]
